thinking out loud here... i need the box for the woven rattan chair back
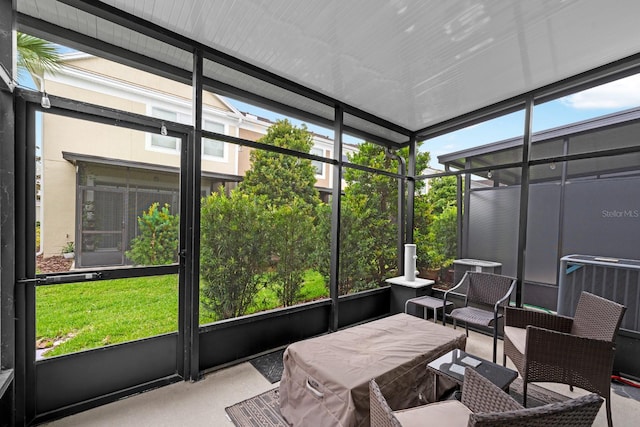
[466,272,515,307]
[503,291,625,427]
[370,368,602,427]
[571,291,626,341]
[468,393,603,427]
[464,367,603,427]
[369,379,402,427]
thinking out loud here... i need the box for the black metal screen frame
[14,91,190,424]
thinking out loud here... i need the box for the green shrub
[413,193,434,271]
[200,191,271,319]
[269,199,317,306]
[126,203,179,265]
[426,205,457,270]
[338,194,379,294]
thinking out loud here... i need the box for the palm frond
[16,32,62,88]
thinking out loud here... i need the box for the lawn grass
[36,275,179,356]
[297,270,329,301]
[246,270,329,314]
[37,270,329,357]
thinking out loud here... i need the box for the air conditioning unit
[558,254,640,379]
[558,254,639,333]
[453,259,502,285]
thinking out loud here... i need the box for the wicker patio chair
[503,291,626,427]
[443,272,517,362]
[369,367,603,427]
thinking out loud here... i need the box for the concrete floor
[42,324,640,427]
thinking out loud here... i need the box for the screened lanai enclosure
[441,107,640,310]
[3,1,640,425]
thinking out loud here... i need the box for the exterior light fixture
[487,170,493,178]
[160,122,168,136]
[41,92,51,109]
[32,73,51,109]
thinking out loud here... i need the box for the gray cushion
[394,400,471,427]
[504,326,527,354]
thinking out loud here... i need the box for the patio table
[427,349,517,398]
[279,313,466,427]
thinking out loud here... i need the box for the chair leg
[453,318,457,329]
[502,352,506,367]
[606,396,613,427]
[464,323,468,337]
[492,327,498,363]
[522,381,528,408]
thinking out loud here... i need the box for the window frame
[310,146,326,179]
[202,120,227,162]
[148,106,181,153]
[147,105,228,162]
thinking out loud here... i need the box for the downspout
[385,148,406,275]
[406,137,416,245]
[455,171,463,259]
[235,116,242,177]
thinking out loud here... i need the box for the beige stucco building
[40,53,350,267]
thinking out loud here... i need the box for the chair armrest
[461,368,523,413]
[491,279,517,327]
[443,272,469,308]
[524,326,616,390]
[494,279,517,312]
[443,273,470,325]
[444,272,468,296]
[505,307,572,332]
[526,325,616,357]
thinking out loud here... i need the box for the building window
[310,147,325,177]
[203,120,225,159]
[151,107,179,151]
[149,107,227,159]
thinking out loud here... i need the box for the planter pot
[63,252,74,259]
[419,268,439,283]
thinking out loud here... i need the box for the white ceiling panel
[16,0,640,139]
[203,58,336,124]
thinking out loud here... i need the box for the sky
[425,74,640,167]
[228,74,640,168]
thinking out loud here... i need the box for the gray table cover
[279,313,466,427]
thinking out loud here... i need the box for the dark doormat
[226,388,288,427]
[250,348,285,384]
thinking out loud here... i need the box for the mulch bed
[37,255,73,273]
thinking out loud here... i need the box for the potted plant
[417,246,439,283]
[425,248,450,284]
[62,241,75,259]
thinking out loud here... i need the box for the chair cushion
[504,326,526,355]
[450,306,501,327]
[393,400,471,427]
